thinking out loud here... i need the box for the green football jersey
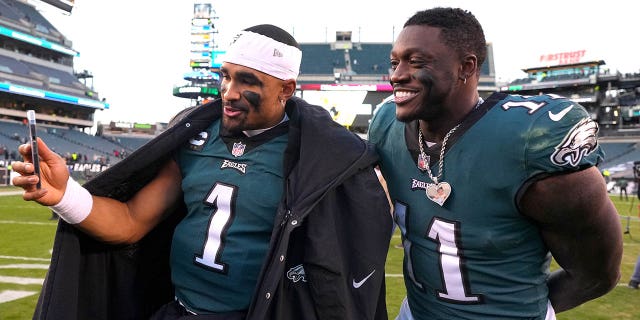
[369,92,603,319]
[172,119,288,314]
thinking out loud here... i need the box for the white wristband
[49,177,93,224]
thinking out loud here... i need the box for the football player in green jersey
[13,25,392,320]
[368,7,623,320]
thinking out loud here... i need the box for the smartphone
[26,110,41,189]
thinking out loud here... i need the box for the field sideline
[1,186,639,319]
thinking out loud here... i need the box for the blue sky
[35,0,640,124]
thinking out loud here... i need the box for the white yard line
[0,264,49,269]
[0,290,38,303]
[0,275,44,285]
[0,190,23,196]
[0,255,50,262]
[0,220,56,226]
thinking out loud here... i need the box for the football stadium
[1,1,640,319]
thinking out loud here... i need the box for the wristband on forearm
[49,177,93,224]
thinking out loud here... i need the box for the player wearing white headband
[13,24,392,320]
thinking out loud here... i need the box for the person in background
[5,162,11,185]
[629,256,640,289]
[13,24,392,320]
[617,177,629,200]
[368,7,623,320]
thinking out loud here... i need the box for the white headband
[223,30,302,80]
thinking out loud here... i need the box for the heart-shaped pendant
[426,182,451,206]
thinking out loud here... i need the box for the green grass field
[1,186,639,319]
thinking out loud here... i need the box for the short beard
[220,114,246,137]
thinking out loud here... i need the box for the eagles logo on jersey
[551,117,599,167]
[220,159,247,174]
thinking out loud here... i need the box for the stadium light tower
[173,2,222,105]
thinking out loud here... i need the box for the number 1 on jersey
[194,183,237,273]
[428,218,483,304]
[395,202,483,304]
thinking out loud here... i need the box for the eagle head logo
[550,118,599,167]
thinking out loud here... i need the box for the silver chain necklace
[418,123,460,184]
[416,98,483,206]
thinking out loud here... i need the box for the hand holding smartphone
[26,110,41,189]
